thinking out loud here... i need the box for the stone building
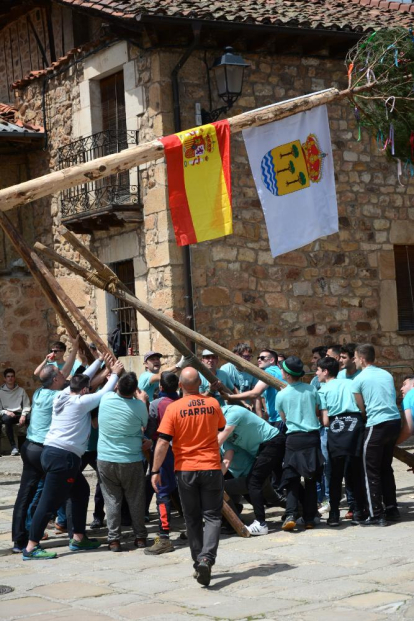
[0,0,413,394]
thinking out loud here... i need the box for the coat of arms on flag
[261,134,326,196]
[243,104,338,258]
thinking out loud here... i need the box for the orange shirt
[157,394,226,471]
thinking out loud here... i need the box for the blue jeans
[317,427,330,503]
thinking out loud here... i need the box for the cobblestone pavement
[2,450,414,621]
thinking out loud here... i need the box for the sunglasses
[257,355,270,361]
[50,349,63,353]
[241,354,253,360]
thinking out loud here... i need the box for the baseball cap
[202,349,217,357]
[144,351,163,362]
[282,356,305,377]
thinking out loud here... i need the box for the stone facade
[0,5,413,392]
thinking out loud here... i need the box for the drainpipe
[171,23,201,352]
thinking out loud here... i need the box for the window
[394,245,414,331]
[110,259,139,355]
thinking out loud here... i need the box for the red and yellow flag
[161,120,232,246]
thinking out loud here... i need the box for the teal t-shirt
[48,359,82,376]
[138,371,158,402]
[98,392,148,463]
[352,366,401,427]
[403,391,414,424]
[319,379,360,417]
[275,382,321,434]
[199,369,234,407]
[337,369,362,381]
[26,387,57,444]
[221,440,255,478]
[222,404,278,457]
[220,362,257,393]
[263,365,286,423]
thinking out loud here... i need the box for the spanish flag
[161,120,232,246]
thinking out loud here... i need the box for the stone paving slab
[2,454,414,620]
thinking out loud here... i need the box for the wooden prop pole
[223,491,250,538]
[29,251,113,358]
[0,88,348,212]
[34,242,222,386]
[393,446,414,470]
[0,211,94,365]
[39,231,286,390]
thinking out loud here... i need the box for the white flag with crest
[243,104,338,257]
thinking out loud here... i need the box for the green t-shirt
[98,392,148,463]
[275,382,321,434]
[138,371,158,402]
[337,369,361,381]
[199,369,234,407]
[221,440,255,478]
[352,366,401,427]
[222,404,278,457]
[319,379,360,417]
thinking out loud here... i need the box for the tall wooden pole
[0,211,94,364]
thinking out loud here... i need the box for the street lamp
[201,47,250,124]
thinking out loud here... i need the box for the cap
[202,349,217,357]
[144,351,163,363]
[282,356,305,377]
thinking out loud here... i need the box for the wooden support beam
[222,491,250,538]
[0,211,94,365]
[394,445,414,470]
[37,231,286,390]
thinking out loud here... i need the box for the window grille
[110,259,139,356]
[394,245,414,331]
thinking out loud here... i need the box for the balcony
[57,129,143,234]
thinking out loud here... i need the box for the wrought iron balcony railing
[57,129,140,220]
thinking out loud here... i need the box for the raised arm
[61,334,80,379]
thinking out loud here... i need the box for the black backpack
[108,324,127,357]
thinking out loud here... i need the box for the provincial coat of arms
[261,134,327,196]
[182,128,215,167]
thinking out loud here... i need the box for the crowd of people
[2,337,412,587]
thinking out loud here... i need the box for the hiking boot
[327,512,340,527]
[11,447,19,456]
[23,545,57,560]
[108,540,122,552]
[247,520,268,536]
[69,536,101,551]
[144,536,174,555]
[385,506,401,522]
[281,515,296,531]
[89,517,104,529]
[196,558,212,587]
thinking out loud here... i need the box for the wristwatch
[151,470,160,475]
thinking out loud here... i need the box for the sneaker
[385,507,401,522]
[344,510,353,520]
[144,536,174,555]
[360,516,388,527]
[69,536,101,551]
[108,540,122,552]
[196,558,212,587]
[89,518,104,529]
[12,544,24,554]
[305,521,315,529]
[55,523,67,535]
[23,545,57,560]
[11,447,19,456]
[282,515,296,531]
[247,520,269,536]
[134,538,147,549]
[319,500,330,514]
[327,512,340,527]
[351,512,367,525]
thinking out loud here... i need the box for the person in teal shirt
[220,343,261,413]
[276,356,323,531]
[138,351,180,402]
[316,357,365,527]
[218,403,284,536]
[398,376,414,446]
[338,343,361,381]
[353,344,401,525]
[97,372,150,551]
[199,349,235,407]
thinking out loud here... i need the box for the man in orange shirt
[151,367,226,587]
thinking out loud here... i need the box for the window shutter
[394,245,414,331]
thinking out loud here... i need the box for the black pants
[286,477,317,522]
[329,455,365,514]
[29,446,89,544]
[11,440,44,547]
[176,470,223,567]
[363,419,401,518]
[247,434,286,523]
[2,413,19,449]
[81,451,105,521]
